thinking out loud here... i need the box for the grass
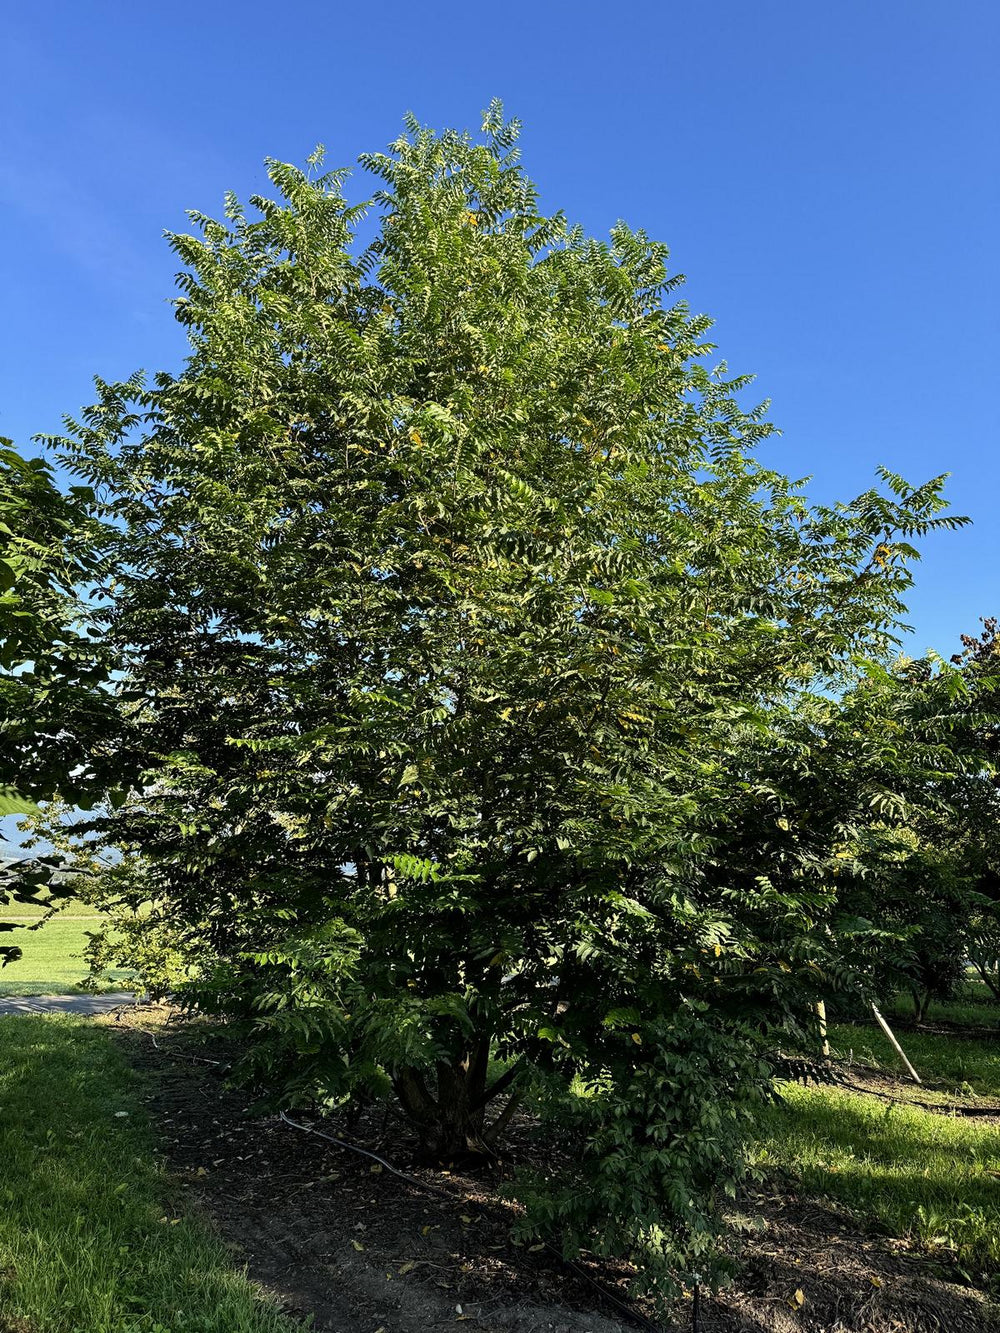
[0,907,134,996]
[752,1008,1000,1288]
[828,1022,1000,1097]
[884,980,1000,1030]
[0,1014,301,1333]
[753,1083,1000,1284]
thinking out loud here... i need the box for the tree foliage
[0,442,114,956]
[50,107,985,1301]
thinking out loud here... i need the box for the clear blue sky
[2,0,997,657]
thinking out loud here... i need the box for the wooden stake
[816,1000,829,1057]
[871,1003,922,1084]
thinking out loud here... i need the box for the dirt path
[109,1017,1000,1333]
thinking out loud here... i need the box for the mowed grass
[753,1011,1000,1287]
[828,1022,1000,1098]
[885,980,1000,1030]
[0,904,134,995]
[0,1014,301,1333]
[753,1084,1000,1283]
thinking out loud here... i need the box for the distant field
[0,907,134,995]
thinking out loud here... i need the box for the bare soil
[111,1010,999,1333]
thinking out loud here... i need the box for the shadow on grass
[0,1015,302,1333]
[828,1023,1000,1097]
[755,1085,1000,1275]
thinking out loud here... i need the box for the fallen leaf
[870,1276,883,1288]
[351,1239,365,1252]
[787,1287,805,1309]
[398,1261,415,1275]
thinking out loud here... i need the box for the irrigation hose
[131,1017,999,1331]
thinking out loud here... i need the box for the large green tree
[59,108,972,1300]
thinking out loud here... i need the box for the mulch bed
[109,1008,999,1333]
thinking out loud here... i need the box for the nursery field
[0,997,997,1333]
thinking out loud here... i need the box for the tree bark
[394,1036,501,1159]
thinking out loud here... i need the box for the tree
[0,442,114,959]
[58,106,970,1301]
[791,655,998,1021]
[945,619,1000,1001]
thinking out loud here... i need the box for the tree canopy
[25,106,996,1305]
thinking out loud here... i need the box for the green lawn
[754,1083,1000,1285]
[828,1022,1000,1098]
[0,1014,302,1333]
[0,908,134,995]
[885,981,1000,1030]
[753,1011,1000,1289]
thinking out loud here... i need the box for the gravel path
[0,992,136,1016]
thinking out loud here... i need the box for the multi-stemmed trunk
[392,1037,523,1160]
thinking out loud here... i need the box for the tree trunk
[911,986,931,1022]
[972,959,1000,1000]
[393,1037,522,1160]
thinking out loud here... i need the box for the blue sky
[2,0,997,657]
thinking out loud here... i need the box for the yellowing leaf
[351,1239,365,1252]
[787,1287,805,1308]
[631,1032,642,1044]
[398,1261,415,1274]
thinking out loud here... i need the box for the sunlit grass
[0,912,133,995]
[753,1082,1000,1283]
[828,1022,1000,1098]
[885,980,1000,1030]
[0,1014,302,1332]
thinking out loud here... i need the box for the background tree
[795,655,998,1021]
[945,619,1000,1000]
[56,108,973,1302]
[0,442,114,960]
